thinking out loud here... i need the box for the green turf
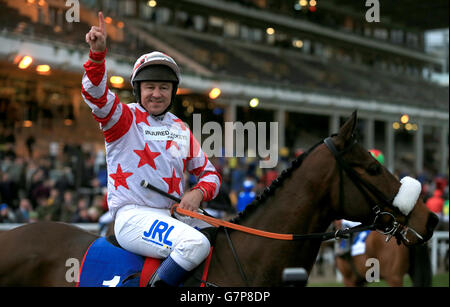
[307,272,449,287]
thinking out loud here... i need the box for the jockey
[82,12,221,287]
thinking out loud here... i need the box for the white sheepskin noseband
[392,176,422,216]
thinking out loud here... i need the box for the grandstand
[0,0,448,176]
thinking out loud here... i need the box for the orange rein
[170,204,294,241]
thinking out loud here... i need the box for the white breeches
[114,205,211,271]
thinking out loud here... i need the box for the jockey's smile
[140,81,173,116]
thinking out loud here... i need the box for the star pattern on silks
[109,163,133,190]
[166,140,179,150]
[162,168,182,195]
[133,143,161,169]
[134,108,150,125]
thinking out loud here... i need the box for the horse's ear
[337,110,357,144]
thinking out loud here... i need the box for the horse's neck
[212,173,334,286]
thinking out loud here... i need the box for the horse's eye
[367,163,381,176]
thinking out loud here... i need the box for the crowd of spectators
[420,174,449,230]
[0,125,291,225]
[1,126,448,230]
[0,127,108,224]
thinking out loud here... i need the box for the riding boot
[147,255,188,287]
[147,272,171,287]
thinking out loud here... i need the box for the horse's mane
[229,139,324,224]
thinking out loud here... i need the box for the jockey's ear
[337,110,357,147]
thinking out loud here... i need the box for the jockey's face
[140,81,172,116]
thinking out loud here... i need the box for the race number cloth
[77,237,214,287]
[77,237,146,287]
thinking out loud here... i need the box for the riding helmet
[130,51,181,115]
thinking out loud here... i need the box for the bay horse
[335,229,432,287]
[0,111,438,286]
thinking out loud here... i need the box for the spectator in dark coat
[14,198,32,223]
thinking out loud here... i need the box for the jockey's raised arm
[80,12,221,287]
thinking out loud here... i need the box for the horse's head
[327,111,438,246]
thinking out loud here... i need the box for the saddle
[77,227,218,287]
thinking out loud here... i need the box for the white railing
[430,231,449,275]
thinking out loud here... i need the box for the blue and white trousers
[114,205,211,271]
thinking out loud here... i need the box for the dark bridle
[324,136,423,244]
[142,135,426,286]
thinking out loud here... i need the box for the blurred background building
[0,0,448,222]
[0,0,448,174]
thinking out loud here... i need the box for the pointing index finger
[98,11,105,33]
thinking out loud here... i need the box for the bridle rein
[142,135,423,286]
[324,136,423,244]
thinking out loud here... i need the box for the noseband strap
[324,137,407,240]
